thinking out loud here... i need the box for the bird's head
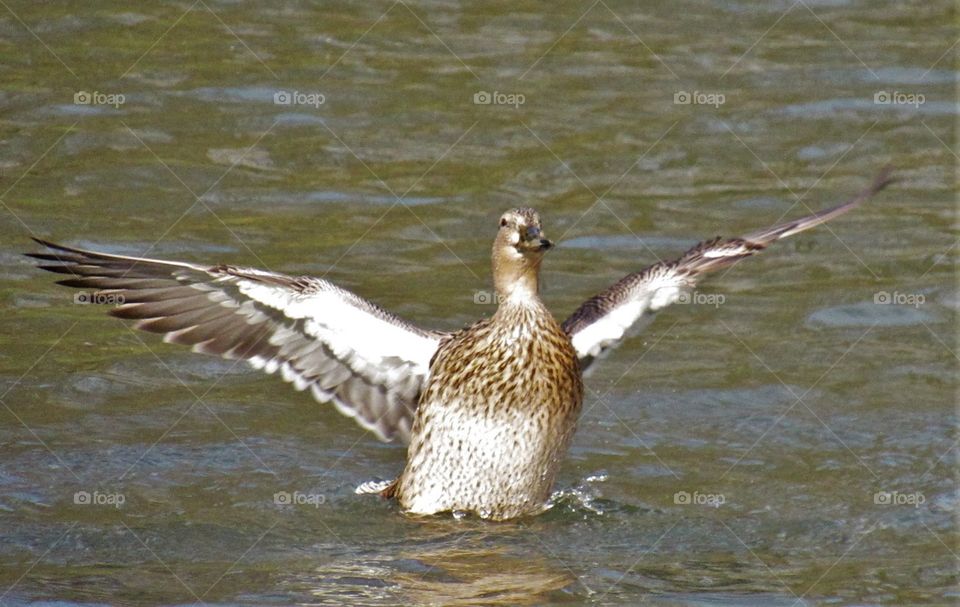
[495,208,553,257]
[492,208,553,301]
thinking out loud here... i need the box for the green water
[1,1,956,605]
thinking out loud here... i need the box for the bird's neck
[493,261,541,306]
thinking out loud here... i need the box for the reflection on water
[304,532,574,606]
[1,0,955,605]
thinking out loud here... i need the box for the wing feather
[563,168,894,369]
[27,239,445,442]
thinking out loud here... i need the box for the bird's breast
[396,309,583,518]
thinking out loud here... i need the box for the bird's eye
[500,218,508,228]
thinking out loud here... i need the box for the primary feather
[28,240,443,442]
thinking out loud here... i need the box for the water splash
[546,471,610,516]
[355,478,394,495]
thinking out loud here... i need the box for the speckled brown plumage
[396,299,583,520]
[392,208,583,520]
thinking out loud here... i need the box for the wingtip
[25,237,54,259]
[30,236,56,247]
[25,237,79,262]
[27,237,71,254]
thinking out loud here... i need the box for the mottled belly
[397,396,578,520]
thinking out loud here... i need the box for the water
[1,1,956,605]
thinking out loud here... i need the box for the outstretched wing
[562,168,894,370]
[28,240,445,442]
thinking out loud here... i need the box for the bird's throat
[493,263,541,305]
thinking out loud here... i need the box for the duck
[28,168,892,520]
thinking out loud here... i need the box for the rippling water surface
[1,1,955,605]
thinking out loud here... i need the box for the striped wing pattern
[562,169,893,368]
[28,240,443,442]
